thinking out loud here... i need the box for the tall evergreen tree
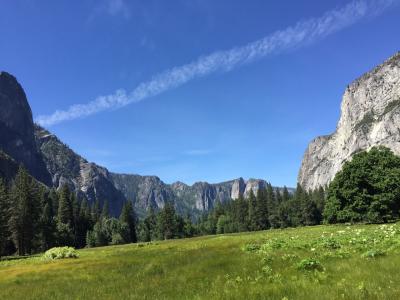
[39,188,56,251]
[57,185,73,226]
[92,199,101,224]
[9,167,41,255]
[75,198,91,248]
[282,186,290,202]
[0,179,10,257]
[247,190,257,231]
[235,195,248,232]
[119,201,137,243]
[255,188,268,230]
[157,202,176,240]
[101,200,109,220]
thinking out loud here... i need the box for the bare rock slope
[299,52,400,191]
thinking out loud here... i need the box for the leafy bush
[320,237,341,249]
[324,147,400,224]
[242,243,261,252]
[297,258,324,271]
[361,249,386,259]
[43,247,78,260]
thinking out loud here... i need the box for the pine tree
[247,190,257,231]
[255,188,269,230]
[101,200,109,220]
[183,213,195,237]
[119,201,137,243]
[39,188,56,251]
[282,186,290,202]
[92,199,101,224]
[9,167,41,255]
[157,202,176,240]
[275,188,282,204]
[235,195,248,232]
[0,179,10,257]
[143,206,157,241]
[75,198,91,248]
[267,183,280,228]
[57,185,73,226]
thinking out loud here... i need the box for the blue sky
[1,0,399,187]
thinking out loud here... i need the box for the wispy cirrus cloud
[36,0,399,127]
[87,0,130,21]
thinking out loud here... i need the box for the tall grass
[1,223,400,299]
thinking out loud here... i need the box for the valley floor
[1,223,400,299]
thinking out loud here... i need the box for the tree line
[194,183,325,236]
[0,166,199,257]
[2,146,396,257]
[0,167,138,257]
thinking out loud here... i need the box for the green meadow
[1,223,400,300]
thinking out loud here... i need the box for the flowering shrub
[297,258,324,271]
[43,247,79,260]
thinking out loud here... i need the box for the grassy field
[1,223,400,299]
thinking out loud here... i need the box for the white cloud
[87,0,130,22]
[36,0,398,127]
[106,0,130,18]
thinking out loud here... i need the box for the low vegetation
[43,246,78,260]
[1,223,400,299]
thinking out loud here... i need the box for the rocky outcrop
[299,52,400,191]
[244,179,267,198]
[35,125,125,216]
[0,72,51,185]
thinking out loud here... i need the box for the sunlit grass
[1,223,400,299]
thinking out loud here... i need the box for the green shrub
[320,237,341,249]
[297,258,324,271]
[43,247,79,260]
[361,249,386,259]
[242,243,261,252]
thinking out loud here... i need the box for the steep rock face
[111,173,176,216]
[35,125,125,215]
[231,178,246,199]
[299,52,400,190]
[0,72,51,184]
[244,179,267,198]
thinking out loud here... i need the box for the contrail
[35,0,398,127]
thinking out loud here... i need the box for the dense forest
[1,146,399,257]
[0,166,324,257]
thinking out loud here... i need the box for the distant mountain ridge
[0,71,291,216]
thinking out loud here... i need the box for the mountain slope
[0,72,51,185]
[299,52,400,190]
[0,70,291,216]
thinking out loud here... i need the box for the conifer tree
[101,200,109,220]
[255,188,268,230]
[282,186,290,203]
[39,189,56,250]
[119,201,137,243]
[57,184,73,225]
[235,195,248,232]
[92,199,101,224]
[9,167,41,255]
[0,179,10,257]
[247,190,257,231]
[157,201,176,240]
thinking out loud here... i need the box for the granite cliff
[299,52,400,190]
